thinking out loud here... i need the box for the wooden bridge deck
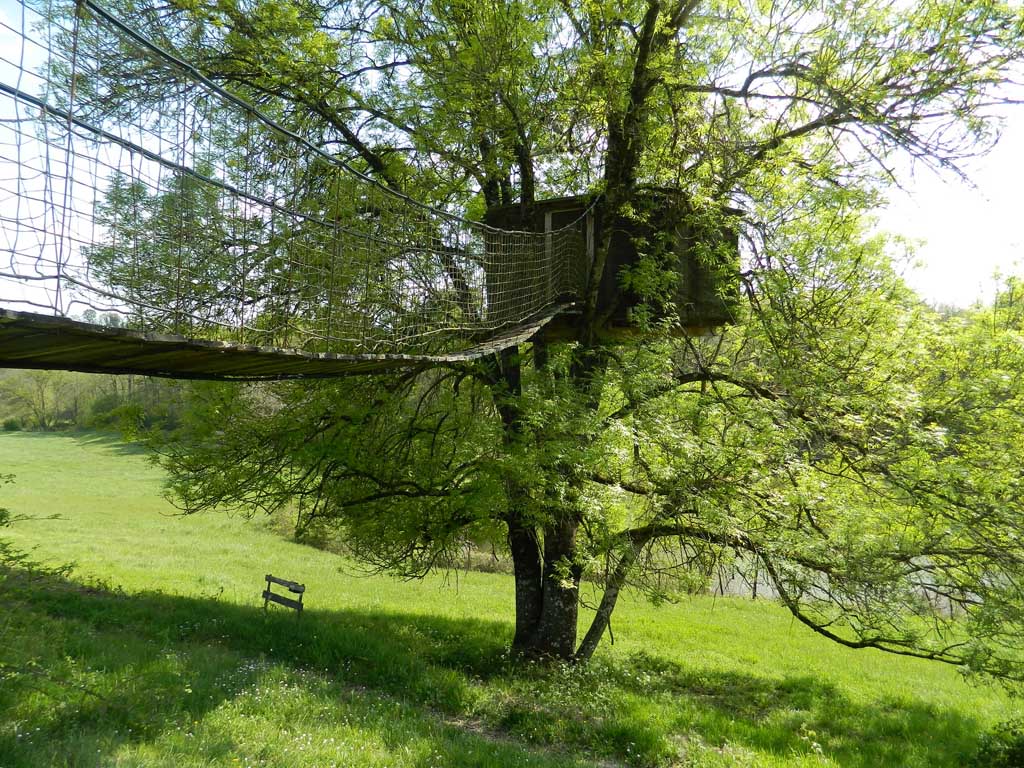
[0,306,572,380]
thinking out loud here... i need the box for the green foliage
[0,369,185,437]
[971,718,1024,768]
[69,0,1024,668]
[151,238,1024,677]
[0,472,12,529]
[0,473,71,593]
[85,168,253,335]
[155,373,507,576]
[0,370,74,431]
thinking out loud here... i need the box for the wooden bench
[262,574,305,615]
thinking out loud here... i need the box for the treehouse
[484,191,740,338]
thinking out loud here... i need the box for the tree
[0,370,76,430]
[83,0,1024,677]
[85,166,258,335]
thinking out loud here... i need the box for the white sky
[879,110,1024,308]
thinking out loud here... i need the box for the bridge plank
[0,306,572,380]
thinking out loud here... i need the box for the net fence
[0,0,588,355]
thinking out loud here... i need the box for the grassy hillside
[0,431,1017,767]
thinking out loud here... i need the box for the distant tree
[0,370,75,431]
[0,368,175,434]
[81,310,125,328]
[85,166,255,335]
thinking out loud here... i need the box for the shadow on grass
[72,430,150,455]
[0,565,987,768]
[1,429,148,456]
[594,651,983,766]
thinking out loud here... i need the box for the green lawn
[0,431,1017,767]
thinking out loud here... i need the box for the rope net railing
[0,0,587,356]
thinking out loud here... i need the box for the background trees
[0,369,184,434]
[74,0,1024,677]
[85,168,250,334]
[0,370,75,431]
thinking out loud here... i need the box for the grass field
[0,431,1018,767]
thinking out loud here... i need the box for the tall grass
[0,432,1017,767]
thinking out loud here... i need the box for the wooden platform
[0,306,572,380]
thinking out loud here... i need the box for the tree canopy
[84,0,1024,680]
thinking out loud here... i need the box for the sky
[878,109,1024,308]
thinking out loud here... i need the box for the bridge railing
[0,0,587,355]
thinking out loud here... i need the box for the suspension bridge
[0,0,589,379]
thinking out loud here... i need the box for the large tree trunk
[530,516,582,659]
[491,346,549,655]
[507,511,544,653]
[504,514,583,660]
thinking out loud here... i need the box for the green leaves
[96,0,1024,670]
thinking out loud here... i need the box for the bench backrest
[262,573,305,614]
